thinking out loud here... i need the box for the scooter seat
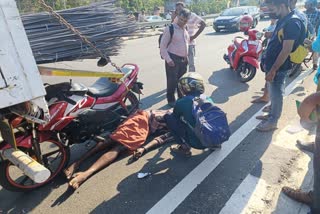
[87,78,119,98]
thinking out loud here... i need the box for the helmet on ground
[178,72,205,95]
[239,15,253,32]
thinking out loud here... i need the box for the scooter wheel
[0,138,69,192]
[238,63,256,83]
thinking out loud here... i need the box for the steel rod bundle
[22,1,137,64]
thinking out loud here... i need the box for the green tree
[116,0,164,13]
[189,0,229,14]
[16,0,94,13]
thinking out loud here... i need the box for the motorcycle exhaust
[1,148,51,183]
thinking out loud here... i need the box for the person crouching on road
[160,8,191,108]
[164,72,221,156]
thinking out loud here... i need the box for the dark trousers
[165,53,188,103]
[164,113,205,149]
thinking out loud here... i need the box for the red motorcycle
[0,63,142,192]
[223,15,263,82]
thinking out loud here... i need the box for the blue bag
[192,98,231,148]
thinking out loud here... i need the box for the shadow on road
[0,174,67,213]
[140,89,167,109]
[90,147,212,214]
[209,68,249,104]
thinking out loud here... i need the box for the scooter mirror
[97,57,109,67]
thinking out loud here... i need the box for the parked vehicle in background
[213,6,260,32]
[223,17,263,82]
[259,2,271,19]
[145,15,166,28]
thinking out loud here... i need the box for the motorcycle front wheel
[122,91,139,115]
[238,63,257,83]
[0,138,69,192]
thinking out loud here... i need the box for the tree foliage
[16,0,234,15]
[16,0,96,13]
[188,0,229,14]
[16,0,165,14]
[115,0,165,13]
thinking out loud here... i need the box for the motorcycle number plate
[218,26,225,28]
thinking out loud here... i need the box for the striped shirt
[174,12,204,45]
[305,8,320,32]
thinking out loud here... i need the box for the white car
[145,15,167,28]
[145,15,165,22]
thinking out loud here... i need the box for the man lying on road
[64,109,173,189]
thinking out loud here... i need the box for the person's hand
[168,60,175,67]
[265,70,276,82]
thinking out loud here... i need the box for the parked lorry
[0,0,52,186]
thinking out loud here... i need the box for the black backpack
[158,24,174,48]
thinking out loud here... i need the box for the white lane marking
[146,69,314,214]
[219,174,262,214]
[220,122,314,214]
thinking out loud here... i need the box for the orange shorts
[110,110,149,151]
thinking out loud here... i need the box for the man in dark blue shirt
[256,0,303,131]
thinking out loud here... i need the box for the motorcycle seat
[70,83,88,92]
[87,78,119,98]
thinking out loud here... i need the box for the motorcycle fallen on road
[0,63,143,192]
[223,15,263,83]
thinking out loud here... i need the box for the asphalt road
[0,20,312,214]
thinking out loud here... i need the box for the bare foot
[68,172,89,189]
[64,162,79,180]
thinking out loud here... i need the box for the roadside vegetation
[16,0,234,15]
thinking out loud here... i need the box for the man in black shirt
[256,0,303,132]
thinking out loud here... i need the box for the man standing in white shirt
[160,9,191,107]
[173,2,206,72]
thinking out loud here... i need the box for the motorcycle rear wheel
[238,63,256,83]
[0,138,69,192]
